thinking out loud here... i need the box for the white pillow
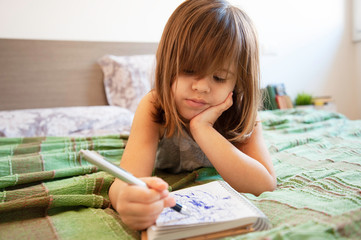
[97,55,155,112]
[0,106,134,137]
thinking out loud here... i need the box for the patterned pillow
[97,55,155,112]
[0,106,134,137]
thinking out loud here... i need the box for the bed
[0,39,360,240]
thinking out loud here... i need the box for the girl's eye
[183,69,195,75]
[213,75,226,82]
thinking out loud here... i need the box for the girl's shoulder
[136,91,158,114]
[139,90,156,104]
[134,91,165,139]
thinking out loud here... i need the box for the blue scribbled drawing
[189,199,214,209]
[155,182,253,227]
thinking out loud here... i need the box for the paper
[156,181,255,227]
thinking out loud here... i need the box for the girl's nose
[191,77,210,93]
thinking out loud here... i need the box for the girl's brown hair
[153,0,260,143]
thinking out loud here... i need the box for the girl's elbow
[269,174,277,191]
[267,180,277,192]
[267,175,277,190]
[255,176,277,196]
[265,174,277,191]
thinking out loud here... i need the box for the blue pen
[80,149,190,215]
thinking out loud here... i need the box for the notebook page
[156,181,258,227]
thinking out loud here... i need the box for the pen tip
[181,205,192,216]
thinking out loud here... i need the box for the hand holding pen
[80,150,190,230]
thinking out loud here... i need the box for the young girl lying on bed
[109,0,276,230]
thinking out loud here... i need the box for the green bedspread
[0,109,360,239]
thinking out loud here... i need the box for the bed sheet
[0,108,360,239]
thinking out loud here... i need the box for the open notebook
[144,181,271,240]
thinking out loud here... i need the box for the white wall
[0,0,360,119]
[0,0,183,42]
[237,0,359,119]
[354,0,361,119]
[356,43,361,118]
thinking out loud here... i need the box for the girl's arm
[108,92,175,230]
[118,92,160,176]
[189,93,276,196]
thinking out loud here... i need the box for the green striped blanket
[0,109,360,239]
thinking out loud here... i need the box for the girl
[109,0,276,230]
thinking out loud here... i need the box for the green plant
[295,92,313,106]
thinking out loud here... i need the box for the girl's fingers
[112,176,176,230]
[163,195,176,208]
[116,186,173,230]
[219,91,233,112]
[120,209,160,230]
[118,196,166,217]
[122,215,158,231]
[192,91,234,127]
[121,177,170,204]
[142,177,170,193]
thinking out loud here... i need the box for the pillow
[97,55,156,112]
[0,106,134,137]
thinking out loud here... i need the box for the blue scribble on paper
[155,182,247,227]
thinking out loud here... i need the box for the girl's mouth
[185,98,207,108]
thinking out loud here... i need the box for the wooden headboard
[0,39,158,110]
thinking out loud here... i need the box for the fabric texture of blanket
[0,109,360,239]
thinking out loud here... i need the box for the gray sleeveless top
[155,129,213,173]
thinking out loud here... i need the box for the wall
[0,0,183,42]
[354,0,361,119]
[0,0,360,119]
[237,0,359,119]
[356,43,361,118]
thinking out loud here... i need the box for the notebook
[144,180,271,240]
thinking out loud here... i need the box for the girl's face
[171,65,237,121]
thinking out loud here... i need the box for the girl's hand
[190,91,233,129]
[109,177,176,230]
